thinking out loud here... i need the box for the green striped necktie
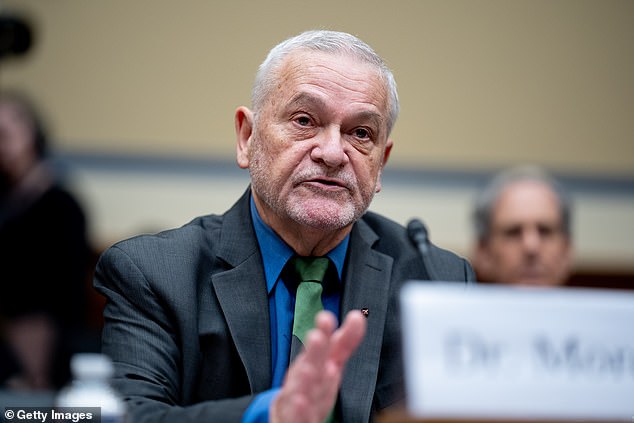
[287,255,337,423]
[288,256,330,362]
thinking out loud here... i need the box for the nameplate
[399,282,634,421]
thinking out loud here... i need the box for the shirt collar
[250,196,349,294]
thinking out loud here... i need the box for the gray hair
[472,165,573,241]
[251,30,399,135]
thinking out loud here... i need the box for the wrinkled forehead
[494,181,563,223]
[276,50,389,107]
[288,49,379,78]
[281,48,383,75]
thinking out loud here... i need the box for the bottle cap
[71,353,114,380]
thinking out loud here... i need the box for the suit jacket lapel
[197,189,393,409]
[201,189,273,393]
[339,220,393,422]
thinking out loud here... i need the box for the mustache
[292,167,357,190]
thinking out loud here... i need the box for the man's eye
[295,116,311,126]
[502,227,522,239]
[354,128,370,139]
[538,224,557,238]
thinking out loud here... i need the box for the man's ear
[473,240,492,281]
[559,238,574,283]
[235,106,254,169]
[375,138,394,193]
[382,138,393,167]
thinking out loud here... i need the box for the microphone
[407,218,430,257]
[407,218,438,280]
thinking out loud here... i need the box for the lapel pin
[361,308,369,318]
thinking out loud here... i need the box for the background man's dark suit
[94,189,475,422]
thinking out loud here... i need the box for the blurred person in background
[0,91,93,391]
[471,165,573,287]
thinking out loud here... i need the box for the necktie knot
[288,256,330,285]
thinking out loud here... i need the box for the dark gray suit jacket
[94,189,475,422]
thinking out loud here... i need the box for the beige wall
[68,165,634,272]
[3,0,634,175]
[3,0,633,272]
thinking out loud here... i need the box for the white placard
[400,282,634,421]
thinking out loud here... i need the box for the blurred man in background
[471,165,573,286]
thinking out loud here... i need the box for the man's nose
[311,126,348,168]
[521,227,542,252]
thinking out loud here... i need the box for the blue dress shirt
[241,197,349,423]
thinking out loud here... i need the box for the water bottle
[56,353,126,423]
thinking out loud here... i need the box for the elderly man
[471,165,573,286]
[95,30,474,423]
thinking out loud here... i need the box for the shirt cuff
[241,388,281,423]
